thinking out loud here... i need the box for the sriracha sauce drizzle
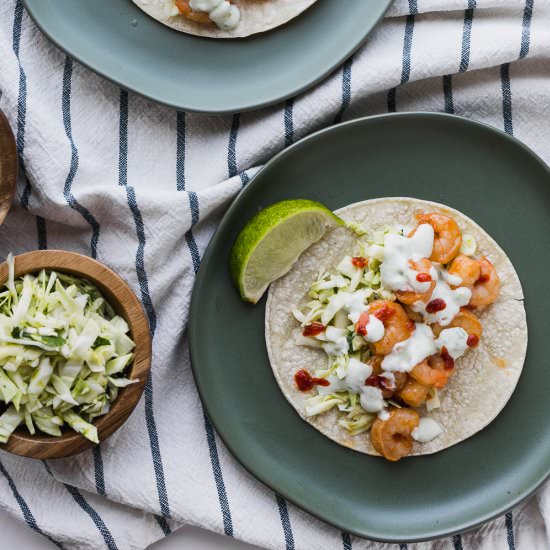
[302,322,325,337]
[440,346,455,370]
[351,257,369,269]
[467,334,479,348]
[426,298,446,313]
[355,312,370,336]
[416,272,432,283]
[294,369,330,392]
[373,305,394,323]
[365,375,393,392]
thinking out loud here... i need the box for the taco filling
[137,0,318,38]
[169,0,241,30]
[266,200,526,462]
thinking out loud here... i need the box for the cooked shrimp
[403,304,424,323]
[368,300,413,355]
[433,308,482,347]
[469,257,500,309]
[395,258,436,305]
[398,377,430,407]
[365,370,408,398]
[370,408,420,462]
[413,212,462,264]
[410,358,451,389]
[393,372,408,392]
[175,0,213,24]
[447,254,480,287]
[368,355,383,376]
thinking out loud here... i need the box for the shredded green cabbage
[294,232,399,434]
[0,254,138,444]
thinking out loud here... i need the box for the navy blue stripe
[341,532,352,550]
[36,217,47,249]
[12,0,30,208]
[61,56,101,259]
[118,92,157,333]
[284,99,294,147]
[64,484,118,550]
[92,446,106,496]
[42,459,53,477]
[387,3,417,112]
[500,63,513,136]
[239,171,250,187]
[401,13,416,84]
[155,515,171,536]
[175,112,233,536]
[399,544,408,550]
[505,511,515,550]
[204,410,234,536]
[12,0,55,254]
[334,56,353,124]
[176,111,202,272]
[387,88,396,113]
[443,2,475,117]
[175,112,200,226]
[453,534,463,549]
[443,75,454,114]
[519,0,534,59]
[188,189,199,226]
[119,90,171,527]
[459,1,476,73]
[276,495,295,550]
[228,114,240,178]
[185,229,201,273]
[125,184,156,324]
[176,111,186,192]
[0,460,62,548]
[185,191,201,273]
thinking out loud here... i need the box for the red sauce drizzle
[467,334,479,348]
[294,369,330,392]
[426,298,446,313]
[355,312,370,336]
[366,375,393,391]
[302,322,326,337]
[416,273,432,283]
[440,346,455,371]
[477,274,490,283]
[351,256,368,269]
[374,305,394,323]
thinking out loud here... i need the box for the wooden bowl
[0,109,17,225]
[0,251,152,459]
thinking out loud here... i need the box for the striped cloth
[0,0,549,548]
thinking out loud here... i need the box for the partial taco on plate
[265,198,527,461]
[133,0,318,38]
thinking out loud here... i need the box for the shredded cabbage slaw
[0,255,137,444]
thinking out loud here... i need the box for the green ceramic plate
[190,113,549,541]
[23,0,392,114]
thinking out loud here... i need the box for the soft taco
[132,0,318,38]
[265,198,527,461]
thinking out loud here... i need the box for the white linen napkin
[0,0,549,548]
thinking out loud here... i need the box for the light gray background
[0,509,262,549]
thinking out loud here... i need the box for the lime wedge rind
[230,200,343,303]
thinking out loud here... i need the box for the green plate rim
[22,0,393,115]
[189,112,550,542]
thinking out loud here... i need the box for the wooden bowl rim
[0,110,17,227]
[0,250,152,459]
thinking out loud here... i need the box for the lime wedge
[230,199,344,303]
